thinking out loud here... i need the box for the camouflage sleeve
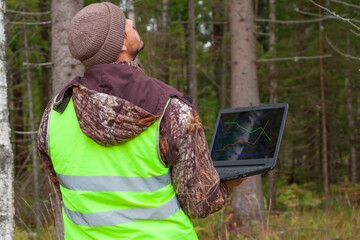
[37,97,60,188]
[159,98,229,218]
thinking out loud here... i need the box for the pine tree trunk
[160,0,170,83]
[187,0,197,109]
[345,36,357,183]
[126,0,140,64]
[212,0,227,109]
[51,0,84,95]
[267,0,277,211]
[51,1,83,239]
[318,6,329,212]
[229,0,264,228]
[24,24,42,226]
[0,0,15,238]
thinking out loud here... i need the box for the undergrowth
[15,181,360,240]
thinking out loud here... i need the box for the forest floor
[14,182,360,240]
[193,203,360,239]
[193,181,360,240]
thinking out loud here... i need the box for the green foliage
[277,183,322,210]
[6,0,360,236]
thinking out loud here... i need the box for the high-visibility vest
[49,97,198,240]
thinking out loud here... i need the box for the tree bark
[126,0,135,24]
[345,36,357,183]
[212,0,227,109]
[0,0,15,238]
[318,5,329,212]
[267,0,277,211]
[187,0,198,109]
[51,0,84,95]
[229,0,264,228]
[126,0,140,64]
[24,24,41,226]
[51,1,83,238]
[159,0,170,83]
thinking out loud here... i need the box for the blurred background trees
[3,0,360,238]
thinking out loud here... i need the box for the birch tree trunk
[318,6,329,212]
[51,0,84,95]
[0,0,15,238]
[267,0,277,211]
[126,0,135,24]
[187,0,198,109]
[229,0,264,228]
[51,1,83,238]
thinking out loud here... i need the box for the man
[37,2,245,239]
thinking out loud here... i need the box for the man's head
[68,2,144,67]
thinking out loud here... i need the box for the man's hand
[224,177,248,191]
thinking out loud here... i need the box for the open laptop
[209,103,288,180]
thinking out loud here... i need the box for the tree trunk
[126,0,135,23]
[318,6,329,212]
[159,0,170,83]
[212,0,227,109]
[345,36,357,183]
[187,0,197,109]
[126,0,140,65]
[24,24,41,226]
[51,0,84,95]
[267,0,277,211]
[0,0,15,238]
[51,1,83,239]
[229,0,264,228]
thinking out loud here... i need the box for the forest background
[2,0,360,239]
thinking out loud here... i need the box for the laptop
[209,103,288,180]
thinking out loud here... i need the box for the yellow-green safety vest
[49,97,198,240]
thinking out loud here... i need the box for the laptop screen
[211,107,285,161]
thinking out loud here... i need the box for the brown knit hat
[68,2,126,67]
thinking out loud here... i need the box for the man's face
[124,19,144,60]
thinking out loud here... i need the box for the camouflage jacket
[37,61,228,218]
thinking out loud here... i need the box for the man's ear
[121,44,127,52]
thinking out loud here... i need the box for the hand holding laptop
[224,177,247,191]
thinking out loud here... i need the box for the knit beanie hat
[68,2,126,67]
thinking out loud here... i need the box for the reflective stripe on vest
[63,195,180,227]
[57,170,171,192]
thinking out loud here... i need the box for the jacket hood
[52,62,192,146]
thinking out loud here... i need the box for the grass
[192,181,360,240]
[15,182,360,239]
[192,204,360,240]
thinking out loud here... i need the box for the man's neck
[111,60,144,73]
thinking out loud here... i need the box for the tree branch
[325,36,360,60]
[256,54,332,62]
[7,20,51,25]
[309,0,360,31]
[294,8,360,23]
[23,62,52,67]
[6,9,51,15]
[255,16,334,24]
[330,0,360,9]
[13,131,38,135]
[350,29,360,37]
